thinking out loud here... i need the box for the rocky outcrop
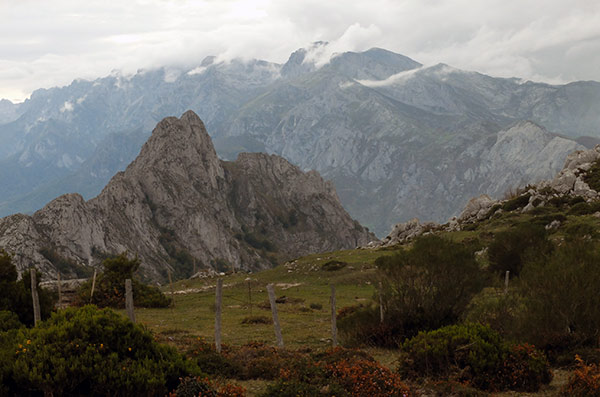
[0,111,374,281]
[371,144,600,246]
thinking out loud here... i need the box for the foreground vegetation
[4,181,600,395]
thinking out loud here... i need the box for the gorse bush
[344,235,487,346]
[7,305,198,396]
[76,253,171,308]
[399,323,551,392]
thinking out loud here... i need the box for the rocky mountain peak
[0,111,374,280]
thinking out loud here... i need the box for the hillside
[0,111,373,281]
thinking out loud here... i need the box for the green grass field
[135,248,397,349]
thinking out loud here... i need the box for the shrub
[519,239,600,349]
[0,310,23,331]
[0,250,56,326]
[399,324,551,392]
[187,340,242,379]
[8,305,198,396]
[241,315,271,324]
[76,253,171,308]
[356,235,487,345]
[502,193,531,211]
[463,288,525,337]
[261,347,410,397]
[583,160,600,192]
[496,343,552,392]
[321,260,347,271]
[170,376,246,397]
[487,223,552,277]
[561,355,600,396]
[338,304,401,348]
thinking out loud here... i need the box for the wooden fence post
[57,271,62,309]
[331,284,338,347]
[247,278,253,315]
[90,269,97,302]
[125,279,135,323]
[215,279,223,353]
[379,281,384,323]
[267,284,284,348]
[168,270,175,308]
[504,270,510,294]
[30,268,41,326]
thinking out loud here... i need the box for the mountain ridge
[0,111,374,280]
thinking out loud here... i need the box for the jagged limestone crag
[371,145,600,246]
[0,111,374,280]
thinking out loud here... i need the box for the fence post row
[125,278,135,323]
[215,278,223,353]
[30,268,41,326]
[267,283,284,348]
[331,284,338,347]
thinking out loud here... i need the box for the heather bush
[399,323,551,392]
[261,347,410,397]
[9,305,198,396]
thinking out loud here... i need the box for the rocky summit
[0,111,374,281]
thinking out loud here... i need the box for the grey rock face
[0,111,374,280]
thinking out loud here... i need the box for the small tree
[488,223,552,277]
[339,235,488,346]
[76,252,170,308]
[0,250,55,326]
[519,240,600,349]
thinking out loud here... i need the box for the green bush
[321,260,347,271]
[519,239,600,350]
[487,223,552,277]
[352,235,487,346]
[338,304,401,348]
[502,194,531,211]
[0,250,56,326]
[583,160,600,192]
[76,253,171,308]
[8,305,198,396]
[0,310,23,331]
[399,324,551,391]
[463,288,525,337]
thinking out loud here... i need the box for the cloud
[0,0,599,102]
[60,101,74,113]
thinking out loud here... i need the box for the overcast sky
[1,0,600,102]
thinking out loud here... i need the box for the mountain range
[1,43,599,236]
